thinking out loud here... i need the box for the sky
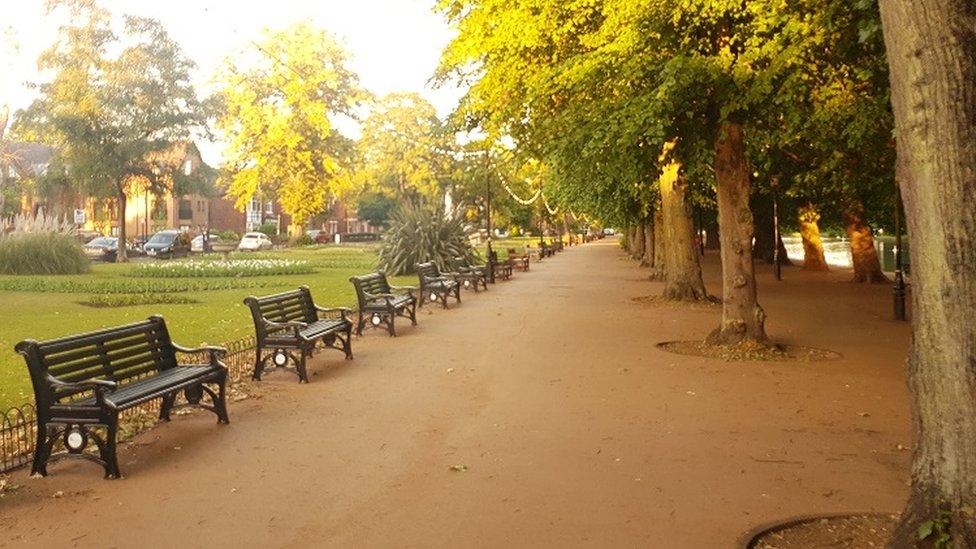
[0,0,465,165]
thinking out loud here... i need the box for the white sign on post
[73,209,86,225]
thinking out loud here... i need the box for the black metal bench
[350,271,417,336]
[15,317,229,478]
[244,286,353,383]
[415,261,462,308]
[450,256,489,291]
[506,248,530,271]
[488,251,513,281]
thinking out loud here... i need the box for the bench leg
[30,424,55,477]
[440,290,449,309]
[101,417,122,479]
[342,329,353,359]
[409,302,417,325]
[356,312,365,336]
[252,347,267,381]
[387,311,397,337]
[213,372,230,424]
[454,285,462,303]
[297,351,309,383]
[159,393,176,421]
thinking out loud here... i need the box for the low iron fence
[0,335,257,474]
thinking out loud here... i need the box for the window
[197,200,204,212]
[265,201,275,214]
[178,199,192,219]
[183,159,193,176]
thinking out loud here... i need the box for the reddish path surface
[0,240,912,548]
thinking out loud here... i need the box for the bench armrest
[315,305,352,320]
[47,375,116,405]
[171,342,229,364]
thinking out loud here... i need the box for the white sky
[0,0,464,165]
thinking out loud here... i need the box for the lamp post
[485,151,495,283]
[893,189,907,321]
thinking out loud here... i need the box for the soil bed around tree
[747,513,899,548]
[631,294,722,312]
[657,340,841,362]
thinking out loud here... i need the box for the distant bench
[350,271,418,337]
[16,316,229,478]
[244,286,353,383]
[416,261,462,308]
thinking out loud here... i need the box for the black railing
[0,335,257,474]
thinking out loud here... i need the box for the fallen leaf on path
[449,464,468,472]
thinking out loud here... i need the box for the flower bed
[0,277,279,294]
[133,259,314,278]
[78,293,199,308]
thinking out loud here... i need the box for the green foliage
[356,192,398,227]
[377,202,477,275]
[257,223,279,238]
[132,259,314,278]
[0,232,89,275]
[917,510,953,548]
[293,234,316,247]
[79,293,199,308]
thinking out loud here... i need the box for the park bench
[506,248,530,271]
[15,316,229,478]
[244,286,353,383]
[488,251,513,281]
[450,256,489,291]
[415,261,462,308]
[350,271,417,336]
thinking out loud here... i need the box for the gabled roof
[3,142,55,178]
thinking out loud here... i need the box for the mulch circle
[740,512,899,548]
[631,294,722,312]
[656,340,842,362]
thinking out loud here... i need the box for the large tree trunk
[640,222,654,267]
[879,1,976,546]
[797,203,829,271]
[659,143,708,301]
[706,123,768,346]
[650,210,665,280]
[843,199,889,284]
[753,196,792,265]
[115,188,128,263]
[631,218,645,261]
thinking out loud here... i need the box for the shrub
[294,234,316,247]
[257,223,278,238]
[132,258,314,278]
[0,232,90,275]
[377,202,478,275]
[79,293,199,308]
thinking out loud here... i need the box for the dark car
[83,236,127,262]
[143,230,191,259]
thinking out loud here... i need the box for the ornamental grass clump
[377,202,478,275]
[133,258,314,278]
[0,213,89,275]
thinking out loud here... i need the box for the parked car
[144,229,191,259]
[83,236,133,262]
[75,230,103,244]
[190,234,221,253]
[237,232,273,251]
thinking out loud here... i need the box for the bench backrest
[15,316,177,406]
[415,261,441,282]
[450,256,469,271]
[244,286,317,339]
[349,272,392,308]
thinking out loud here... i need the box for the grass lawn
[0,238,539,409]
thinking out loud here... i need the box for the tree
[16,0,207,262]
[356,191,397,228]
[878,0,976,545]
[357,93,455,206]
[215,23,361,233]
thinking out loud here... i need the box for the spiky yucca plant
[377,202,478,275]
